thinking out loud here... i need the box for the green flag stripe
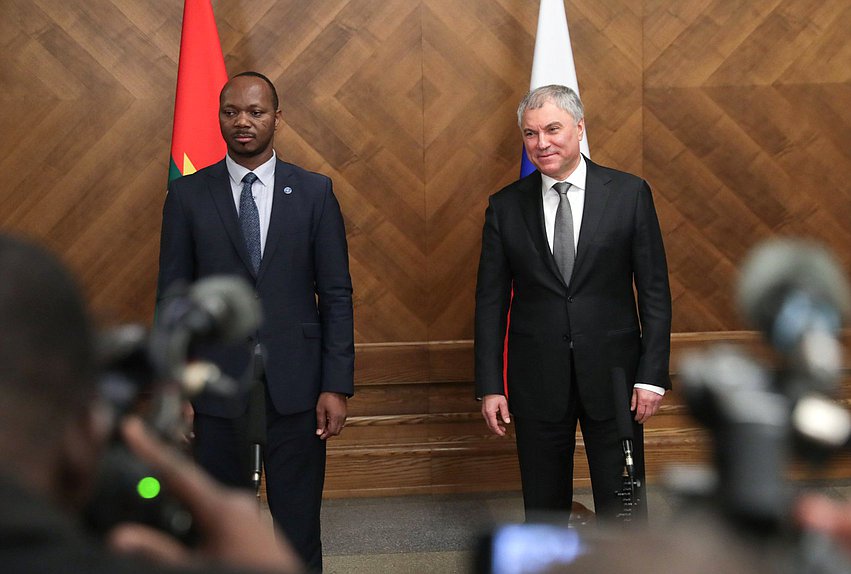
[169,156,182,182]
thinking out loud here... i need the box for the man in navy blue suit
[157,71,354,571]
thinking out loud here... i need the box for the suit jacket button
[567,296,574,303]
[562,335,569,341]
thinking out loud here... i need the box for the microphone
[181,276,262,343]
[152,275,262,393]
[611,367,635,480]
[251,443,262,497]
[246,345,266,499]
[737,239,851,389]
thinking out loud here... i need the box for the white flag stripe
[529,0,590,158]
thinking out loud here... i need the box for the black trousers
[513,378,647,524]
[194,395,326,572]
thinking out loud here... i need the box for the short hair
[230,71,280,111]
[517,84,584,127]
[0,235,95,444]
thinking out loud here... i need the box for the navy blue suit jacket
[157,158,354,418]
[474,158,671,421]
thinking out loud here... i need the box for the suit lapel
[518,171,564,286]
[573,159,612,281]
[206,160,257,277]
[256,159,297,285]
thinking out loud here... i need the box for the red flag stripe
[170,0,228,179]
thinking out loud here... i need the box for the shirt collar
[226,151,277,188]
[541,155,587,193]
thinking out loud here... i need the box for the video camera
[84,275,261,543]
[676,239,851,571]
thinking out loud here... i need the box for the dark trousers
[194,397,326,572]
[513,379,647,523]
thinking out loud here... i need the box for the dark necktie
[553,182,575,284]
[239,172,261,273]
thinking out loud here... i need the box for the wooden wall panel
[1,0,850,497]
[3,0,849,339]
[644,0,851,333]
[0,0,180,323]
[325,332,851,497]
[249,0,431,344]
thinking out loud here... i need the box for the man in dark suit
[475,84,671,522]
[158,72,354,570]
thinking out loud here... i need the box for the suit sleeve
[157,183,195,308]
[631,182,672,389]
[313,179,355,396]
[474,196,513,398]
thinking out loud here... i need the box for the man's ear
[55,402,113,511]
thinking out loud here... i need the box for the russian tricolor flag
[520,0,590,178]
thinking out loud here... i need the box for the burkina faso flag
[168,0,228,182]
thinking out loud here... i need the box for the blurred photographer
[0,234,302,574]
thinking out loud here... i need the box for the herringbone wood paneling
[644,0,851,332]
[2,0,851,496]
[0,0,182,323]
[5,0,848,339]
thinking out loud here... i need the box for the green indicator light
[137,476,161,499]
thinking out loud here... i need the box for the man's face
[219,76,281,168]
[521,100,584,181]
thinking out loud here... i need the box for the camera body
[83,276,260,543]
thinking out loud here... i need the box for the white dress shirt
[226,152,276,256]
[541,157,587,252]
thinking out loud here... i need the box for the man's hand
[631,388,663,424]
[181,400,195,446]
[797,495,851,556]
[316,392,347,440]
[108,416,303,573]
[482,394,511,436]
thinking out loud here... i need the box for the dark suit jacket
[474,158,671,421]
[157,158,354,418]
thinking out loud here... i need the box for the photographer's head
[0,234,105,509]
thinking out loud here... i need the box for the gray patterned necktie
[553,182,575,284]
[239,172,261,273]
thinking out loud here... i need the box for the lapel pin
[283,186,293,195]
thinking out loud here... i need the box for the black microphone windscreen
[612,367,634,440]
[737,239,850,335]
[189,276,262,343]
